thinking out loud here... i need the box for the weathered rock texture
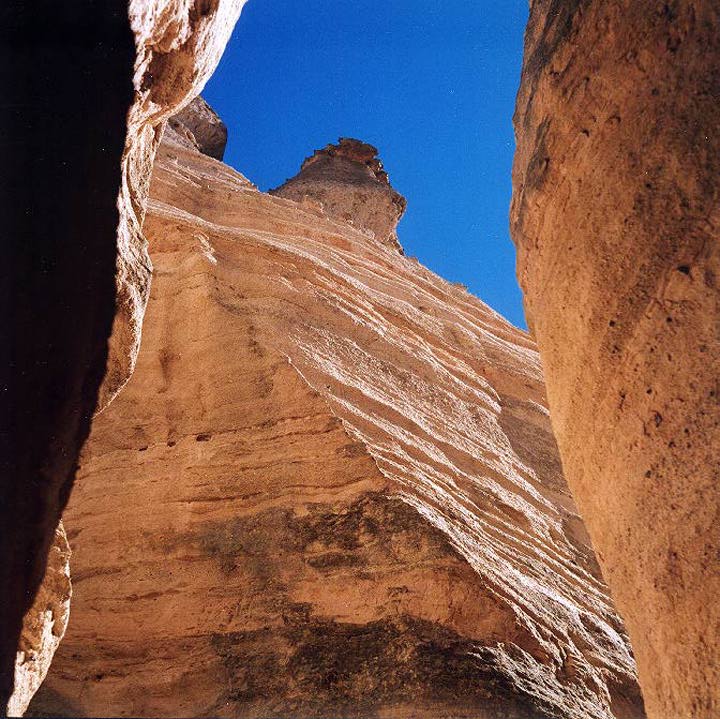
[2,1,244,713]
[272,138,407,252]
[109,0,247,409]
[9,524,71,718]
[32,132,644,718]
[511,3,720,718]
[167,95,228,159]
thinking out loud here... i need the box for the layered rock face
[167,95,228,160]
[511,3,720,718]
[3,1,245,713]
[109,0,248,410]
[272,138,407,252]
[32,130,643,718]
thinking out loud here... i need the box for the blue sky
[204,0,529,328]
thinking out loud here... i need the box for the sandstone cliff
[3,2,244,713]
[31,126,643,718]
[511,3,720,718]
[108,0,247,410]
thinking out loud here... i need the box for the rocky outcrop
[31,132,644,718]
[511,3,720,718]
[9,525,71,718]
[108,0,247,410]
[167,95,228,159]
[272,138,407,251]
[2,1,245,713]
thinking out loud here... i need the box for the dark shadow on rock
[0,0,134,707]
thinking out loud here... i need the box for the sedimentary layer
[32,133,643,718]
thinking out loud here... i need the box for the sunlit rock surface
[511,3,720,717]
[8,525,71,718]
[106,0,247,410]
[271,138,407,252]
[32,125,643,718]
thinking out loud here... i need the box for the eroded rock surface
[2,2,245,713]
[167,95,228,159]
[32,131,643,718]
[272,138,407,251]
[107,0,247,409]
[9,525,71,718]
[511,3,720,718]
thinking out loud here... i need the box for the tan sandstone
[106,0,247,409]
[511,2,720,718]
[31,130,644,718]
[271,138,407,252]
[167,95,228,160]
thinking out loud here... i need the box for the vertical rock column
[271,138,407,251]
[511,2,719,718]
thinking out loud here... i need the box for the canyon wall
[511,2,719,718]
[109,0,247,409]
[31,133,644,718]
[2,1,245,713]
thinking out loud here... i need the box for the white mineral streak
[150,139,640,716]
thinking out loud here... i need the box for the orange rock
[33,127,644,718]
[271,138,407,252]
[511,2,720,717]
[8,525,71,718]
[106,0,248,409]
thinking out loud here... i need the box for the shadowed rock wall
[0,3,134,711]
[511,2,720,717]
[167,95,228,160]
